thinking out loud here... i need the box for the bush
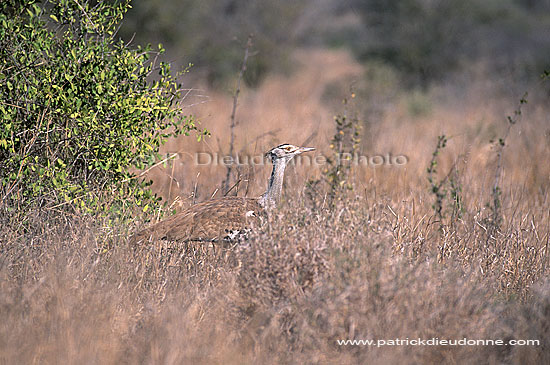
[0,1,202,218]
[351,0,550,87]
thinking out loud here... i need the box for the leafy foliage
[484,93,527,238]
[426,135,464,231]
[114,0,550,90]
[0,1,203,217]
[346,0,550,87]
[324,96,361,199]
[307,93,361,209]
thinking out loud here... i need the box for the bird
[130,143,315,244]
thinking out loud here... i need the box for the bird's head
[265,144,316,163]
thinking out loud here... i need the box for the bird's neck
[260,158,287,208]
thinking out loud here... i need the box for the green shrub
[0,1,203,218]
[352,0,549,87]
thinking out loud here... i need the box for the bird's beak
[297,146,315,154]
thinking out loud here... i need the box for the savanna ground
[1,48,550,364]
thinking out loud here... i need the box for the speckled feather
[132,196,263,243]
[131,144,315,245]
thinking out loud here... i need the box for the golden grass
[1,49,549,363]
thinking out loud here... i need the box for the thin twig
[193,172,200,204]
[491,93,527,226]
[224,179,242,197]
[74,0,99,32]
[168,156,177,202]
[0,109,47,207]
[222,34,254,194]
[121,153,179,182]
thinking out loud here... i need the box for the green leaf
[0,0,202,218]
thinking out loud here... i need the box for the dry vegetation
[1,49,549,364]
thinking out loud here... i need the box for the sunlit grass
[1,49,548,363]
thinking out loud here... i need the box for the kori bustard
[131,144,315,244]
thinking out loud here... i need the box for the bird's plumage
[131,143,315,244]
[132,196,263,243]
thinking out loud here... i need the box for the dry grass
[1,49,549,364]
[1,194,548,364]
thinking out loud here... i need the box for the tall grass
[1,189,548,363]
[1,49,549,363]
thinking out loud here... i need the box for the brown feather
[131,196,263,244]
[130,144,315,245]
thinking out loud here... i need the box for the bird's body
[131,144,315,244]
[132,196,262,243]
